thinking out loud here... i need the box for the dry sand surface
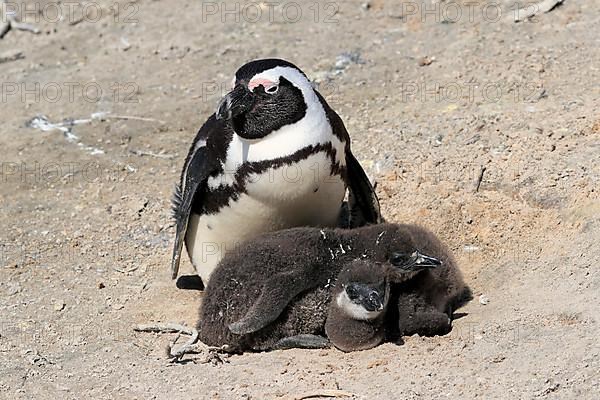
[1,0,599,398]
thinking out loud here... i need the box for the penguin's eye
[390,252,411,266]
[265,85,279,94]
[345,284,359,300]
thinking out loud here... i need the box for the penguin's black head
[216,59,311,140]
[336,260,390,320]
[358,224,443,277]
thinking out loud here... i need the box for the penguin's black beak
[390,250,442,271]
[216,84,256,120]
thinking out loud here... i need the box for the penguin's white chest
[185,151,345,283]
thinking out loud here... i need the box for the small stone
[479,295,489,305]
[419,56,435,66]
[335,51,363,71]
[97,282,105,289]
[54,300,65,311]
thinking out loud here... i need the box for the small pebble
[479,295,489,305]
[419,56,436,66]
[53,300,66,311]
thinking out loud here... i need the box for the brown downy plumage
[197,223,470,352]
[386,224,473,340]
[325,260,391,352]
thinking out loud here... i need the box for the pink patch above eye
[248,78,276,91]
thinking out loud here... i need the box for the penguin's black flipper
[273,334,330,350]
[346,151,382,226]
[396,292,452,337]
[314,90,382,227]
[171,142,216,280]
[228,270,314,335]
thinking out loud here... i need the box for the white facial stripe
[214,66,346,184]
[248,77,277,91]
[251,66,317,104]
[336,290,382,321]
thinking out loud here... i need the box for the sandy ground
[1,0,599,398]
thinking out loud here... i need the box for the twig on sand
[0,0,41,39]
[473,166,486,193]
[113,265,139,274]
[129,149,175,159]
[134,323,198,360]
[289,390,356,400]
[0,21,10,39]
[10,21,40,33]
[134,323,231,364]
[513,0,564,22]
[104,114,166,124]
[89,111,166,125]
[0,50,24,64]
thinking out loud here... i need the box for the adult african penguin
[196,223,464,353]
[171,59,382,287]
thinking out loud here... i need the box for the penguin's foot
[273,334,330,350]
[0,9,40,40]
[176,275,205,290]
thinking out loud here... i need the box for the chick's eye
[390,252,410,266]
[265,85,279,94]
[345,285,358,299]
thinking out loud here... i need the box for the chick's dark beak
[216,84,256,120]
[363,292,384,312]
[346,283,385,312]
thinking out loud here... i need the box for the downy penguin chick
[197,223,450,352]
[385,225,472,339]
[325,257,440,352]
